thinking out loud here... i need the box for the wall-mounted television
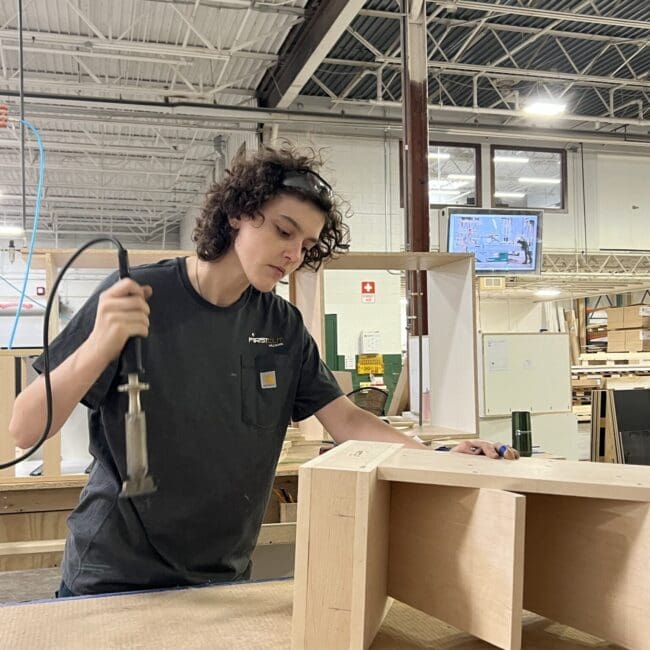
[440,207,543,273]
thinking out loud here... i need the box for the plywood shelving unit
[293,251,477,438]
[292,440,650,650]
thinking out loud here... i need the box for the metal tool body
[117,248,156,498]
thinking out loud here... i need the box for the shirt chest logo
[248,332,285,348]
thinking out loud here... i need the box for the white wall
[595,154,650,251]
[285,131,405,356]
[277,129,650,344]
[479,300,544,333]
[179,129,258,250]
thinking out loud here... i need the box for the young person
[10,146,515,597]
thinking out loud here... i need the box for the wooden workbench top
[378,447,650,501]
[0,578,619,649]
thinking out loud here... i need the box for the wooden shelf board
[377,449,650,502]
[22,248,190,270]
[326,251,473,271]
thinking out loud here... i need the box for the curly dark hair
[192,144,350,270]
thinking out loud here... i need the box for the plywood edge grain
[378,451,650,502]
[301,440,403,474]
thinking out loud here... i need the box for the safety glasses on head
[281,170,333,204]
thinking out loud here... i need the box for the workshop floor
[0,568,61,604]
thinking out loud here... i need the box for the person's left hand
[450,439,520,460]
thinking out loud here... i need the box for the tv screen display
[446,208,542,273]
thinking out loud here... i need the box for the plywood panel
[26,249,190,270]
[351,468,391,648]
[427,257,477,433]
[378,448,650,501]
[524,494,649,649]
[0,475,87,491]
[292,442,401,649]
[0,355,16,478]
[291,462,313,650]
[42,253,61,477]
[291,267,325,441]
[326,252,473,271]
[0,510,68,571]
[0,487,81,514]
[303,468,357,647]
[388,483,525,650]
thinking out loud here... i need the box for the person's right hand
[88,278,153,363]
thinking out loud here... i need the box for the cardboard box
[606,306,650,332]
[606,307,625,330]
[625,328,650,352]
[607,329,626,352]
[623,306,650,329]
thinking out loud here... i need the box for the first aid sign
[361,281,375,303]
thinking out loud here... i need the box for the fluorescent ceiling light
[493,156,530,164]
[0,224,25,237]
[535,288,561,298]
[518,177,561,184]
[524,101,566,116]
[447,174,475,181]
[428,152,451,160]
[494,191,525,199]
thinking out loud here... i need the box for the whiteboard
[481,333,571,416]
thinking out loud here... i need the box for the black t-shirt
[33,257,342,595]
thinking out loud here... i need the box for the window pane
[428,144,479,207]
[493,147,564,210]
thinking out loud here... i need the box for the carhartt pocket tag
[260,370,277,389]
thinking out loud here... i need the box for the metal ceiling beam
[358,9,403,20]
[0,29,278,63]
[362,10,649,47]
[0,161,205,181]
[2,124,214,149]
[1,195,194,208]
[425,60,650,91]
[0,137,215,160]
[143,0,304,16]
[5,89,650,148]
[430,1,650,31]
[39,213,183,222]
[428,15,650,45]
[257,0,367,108]
[9,107,258,134]
[0,75,256,101]
[488,0,593,69]
[3,182,198,195]
[325,56,650,90]
[336,96,650,127]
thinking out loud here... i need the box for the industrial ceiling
[0,0,647,269]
